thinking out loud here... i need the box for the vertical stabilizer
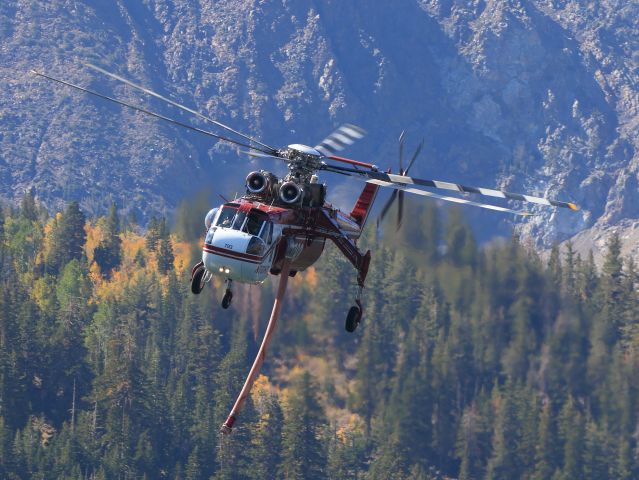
[349,183,380,228]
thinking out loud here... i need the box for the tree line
[0,194,637,479]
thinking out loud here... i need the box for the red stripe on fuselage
[203,244,264,264]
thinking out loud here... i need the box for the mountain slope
[1,0,637,249]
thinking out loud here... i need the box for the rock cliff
[1,0,637,255]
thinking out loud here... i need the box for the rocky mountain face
[1,0,637,254]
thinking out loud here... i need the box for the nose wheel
[222,279,233,309]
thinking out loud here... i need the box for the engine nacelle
[246,171,270,194]
[279,181,303,204]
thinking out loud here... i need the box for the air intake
[279,182,303,204]
[246,171,269,194]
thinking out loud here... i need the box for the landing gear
[345,306,361,332]
[345,297,363,333]
[222,279,233,309]
[222,290,233,309]
[191,262,208,295]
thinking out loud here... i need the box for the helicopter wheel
[345,305,361,333]
[191,265,207,295]
[222,289,233,309]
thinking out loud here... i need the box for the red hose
[221,260,291,434]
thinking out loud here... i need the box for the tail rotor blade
[85,63,278,154]
[376,189,398,227]
[404,140,423,176]
[397,190,404,229]
[398,130,405,174]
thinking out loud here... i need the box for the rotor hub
[281,144,324,184]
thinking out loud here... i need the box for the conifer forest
[0,193,638,480]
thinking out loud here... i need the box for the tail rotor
[377,131,423,229]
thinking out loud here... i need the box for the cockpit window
[205,208,218,229]
[239,209,268,236]
[259,221,273,244]
[216,206,237,227]
[244,212,263,236]
[231,211,247,230]
[246,236,266,255]
[217,206,272,241]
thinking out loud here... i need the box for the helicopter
[32,64,579,433]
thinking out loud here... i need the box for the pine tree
[212,330,258,480]
[367,434,409,480]
[46,201,86,273]
[615,437,633,480]
[20,188,38,222]
[60,201,87,264]
[532,400,558,479]
[157,237,175,274]
[146,216,161,252]
[184,446,201,480]
[93,203,122,275]
[620,258,639,351]
[598,233,625,341]
[444,208,477,267]
[548,244,563,288]
[588,236,626,394]
[563,241,576,296]
[0,416,13,477]
[280,371,327,480]
[557,396,584,479]
[385,302,437,471]
[485,384,522,480]
[456,403,489,480]
[327,422,367,480]
[252,388,284,480]
[352,245,394,431]
[583,417,611,480]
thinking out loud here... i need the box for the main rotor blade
[85,63,278,154]
[366,178,534,216]
[31,70,261,151]
[242,150,288,162]
[322,164,535,216]
[365,171,579,210]
[315,124,366,156]
[327,155,377,169]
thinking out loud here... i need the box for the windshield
[259,221,273,244]
[216,206,237,227]
[244,212,263,236]
[216,207,271,240]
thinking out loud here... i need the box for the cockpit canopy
[215,204,271,239]
[208,204,274,256]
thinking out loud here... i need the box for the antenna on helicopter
[376,131,424,229]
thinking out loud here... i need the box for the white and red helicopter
[33,65,579,433]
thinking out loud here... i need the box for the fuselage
[202,197,362,284]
